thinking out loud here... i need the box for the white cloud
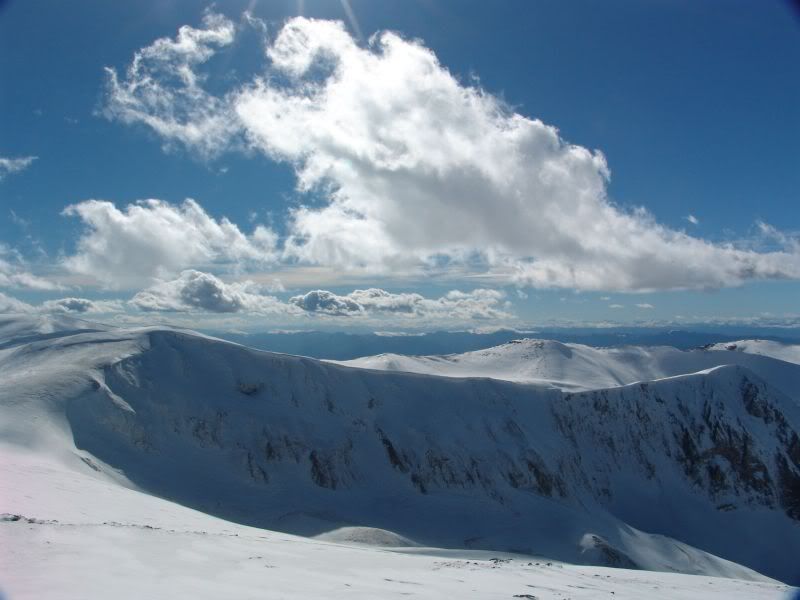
[290,287,509,320]
[0,293,122,315]
[686,214,699,226]
[104,14,800,292]
[289,289,361,315]
[129,270,508,322]
[0,244,63,291]
[609,304,624,309]
[0,156,37,181]
[0,292,34,313]
[41,297,124,314]
[130,269,291,314]
[635,303,654,309]
[102,11,239,159]
[62,199,278,289]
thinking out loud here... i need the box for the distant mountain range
[208,326,800,360]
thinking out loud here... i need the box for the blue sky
[0,0,799,330]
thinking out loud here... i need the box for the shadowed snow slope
[334,338,800,399]
[1,316,800,593]
[3,446,791,600]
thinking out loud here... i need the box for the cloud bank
[289,288,508,320]
[101,14,799,292]
[128,269,508,321]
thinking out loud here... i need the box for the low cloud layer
[129,269,509,321]
[63,199,278,288]
[130,270,288,314]
[290,288,509,320]
[0,156,37,181]
[100,13,800,292]
[0,293,121,315]
[41,297,124,314]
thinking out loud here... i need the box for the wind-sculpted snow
[1,317,800,587]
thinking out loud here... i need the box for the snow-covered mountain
[2,316,799,596]
[706,339,800,366]
[335,338,800,397]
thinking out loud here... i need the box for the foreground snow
[1,447,791,600]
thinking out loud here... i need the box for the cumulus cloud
[130,269,291,314]
[62,199,278,288]
[635,303,655,309]
[130,270,508,321]
[0,156,37,181]
[289,288,509,320]
[104,14,800,292]
[686,214,699,226]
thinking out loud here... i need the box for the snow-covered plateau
[1,315,798,598]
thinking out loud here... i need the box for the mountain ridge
[334,337,800,400]
[1,317,799,585]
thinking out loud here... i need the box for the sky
[0,0,799,331]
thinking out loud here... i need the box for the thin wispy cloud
[101,11,238,159]
[0,243,62,291]
[0,155,37,181]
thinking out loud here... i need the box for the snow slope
[2,446,792,600]
[707,339,800,366]
[1,316,799,595]
[334,338,800,399]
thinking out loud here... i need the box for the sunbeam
[339,0,363,40]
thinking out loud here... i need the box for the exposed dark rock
[376,427,409,473]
